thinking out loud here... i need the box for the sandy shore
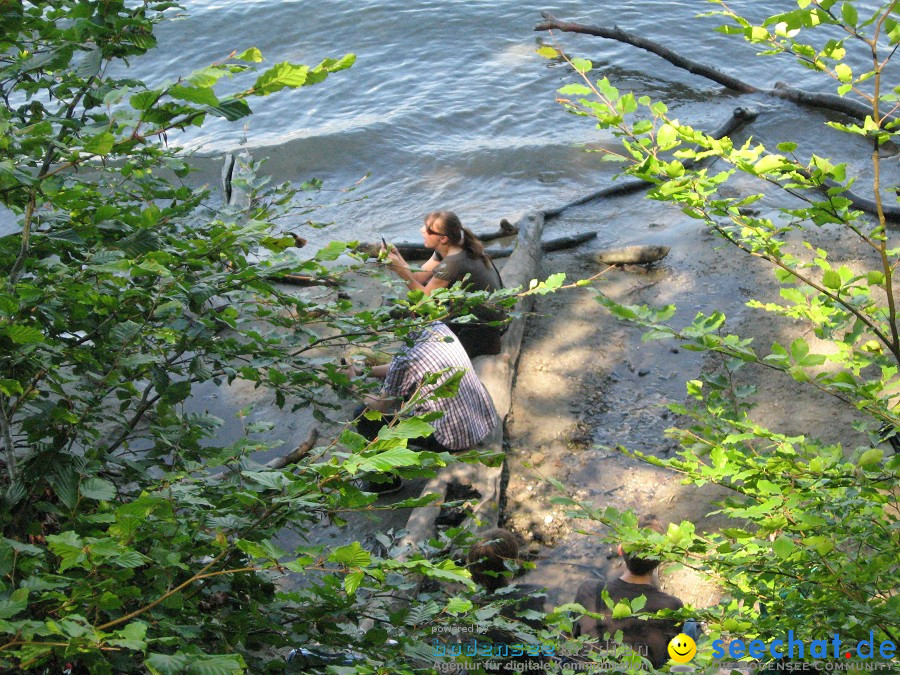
[501,181,883,609]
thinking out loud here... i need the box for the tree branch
[536,12,895,124]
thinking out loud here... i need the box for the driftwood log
[535,12,899,222]
[377,230,596,261]
[359,220,519,260]
[535,12,896,125]
[211,428,319,484]
[481,217,519,242]
[266,427,319,470]
[542,107,759,220]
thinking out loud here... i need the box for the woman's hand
[386,247,409,274]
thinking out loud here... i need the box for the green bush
[0,2,537,672]
[542,0,899,669]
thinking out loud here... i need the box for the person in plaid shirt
[346,321,499,453]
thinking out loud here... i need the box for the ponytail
[424,210,491,268]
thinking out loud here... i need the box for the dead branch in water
[534,12,893,124]
[543,107,760,219]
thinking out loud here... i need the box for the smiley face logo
[667,633,696,663]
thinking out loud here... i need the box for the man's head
[467,528,519,593]
[619,514,664,576]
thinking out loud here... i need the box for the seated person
[575,515,689,669]
[345,320,499,456]
[467,528,548,670]
[385,210,506,358]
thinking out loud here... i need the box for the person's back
[383,322,498,450]
[599,577,683,668]
[574,515,687,669]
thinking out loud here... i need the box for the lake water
[124,0,882,245]
[2,1,892,242]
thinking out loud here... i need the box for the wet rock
[593,244,670,265]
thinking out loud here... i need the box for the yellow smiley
[667,633,697,663]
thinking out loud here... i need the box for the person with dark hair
[574,515,691,669]
[467,528,522,593]
[385,210,506,358]
[466,529,549,671]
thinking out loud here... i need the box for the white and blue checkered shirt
[383,322,499,450]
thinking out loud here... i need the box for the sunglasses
[424,226,446,236]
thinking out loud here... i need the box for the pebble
[544,515,554,524]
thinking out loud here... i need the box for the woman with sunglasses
[385,210,505,357]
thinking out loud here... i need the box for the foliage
[542,0,899,669]
[0,2,547,673]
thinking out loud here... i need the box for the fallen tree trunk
[269,273,338,287]
[359,221,519,260]
[266,428,319,470]
[386,231,595,261]
[487,231,597,258]
[212,428,319,483]
[480,218,520,242]
[543,107,759,219]
[535,12,895,125]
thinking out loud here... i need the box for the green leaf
[237,47,263,63]
[790,338,810,362]
[170,84,219,106]
[344,570,364,596]
[445,597,473,614]
[536,46,559,59]
[377,418,433,441]
[252,62,310,95]
[84,132,116,156]
[841,2,858,26]
[329,542,371,567]
[146,652,190,674]
[571,58,593,74]
[358,446,421,473]
[206,98,251,121]
[0,588,28,619]
[186,66,229,88]
[130,90,162,111]
[108,621,148,650]
[857,448,883,468]
[657,123,678,149]
[823,269,842,289]
[834,63,852,83]
[79,477,117,501]
[46,532,88,572]
[558,83,593,96]
[4,324,45,344]
[611,601,631,619]
[315,240,347,261]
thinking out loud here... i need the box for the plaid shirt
[383,322,499,450]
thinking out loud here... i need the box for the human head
[620,515,664,576]
[423,210,464,245]
[467,528,519,592]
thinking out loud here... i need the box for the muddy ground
[500,186,880,610]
